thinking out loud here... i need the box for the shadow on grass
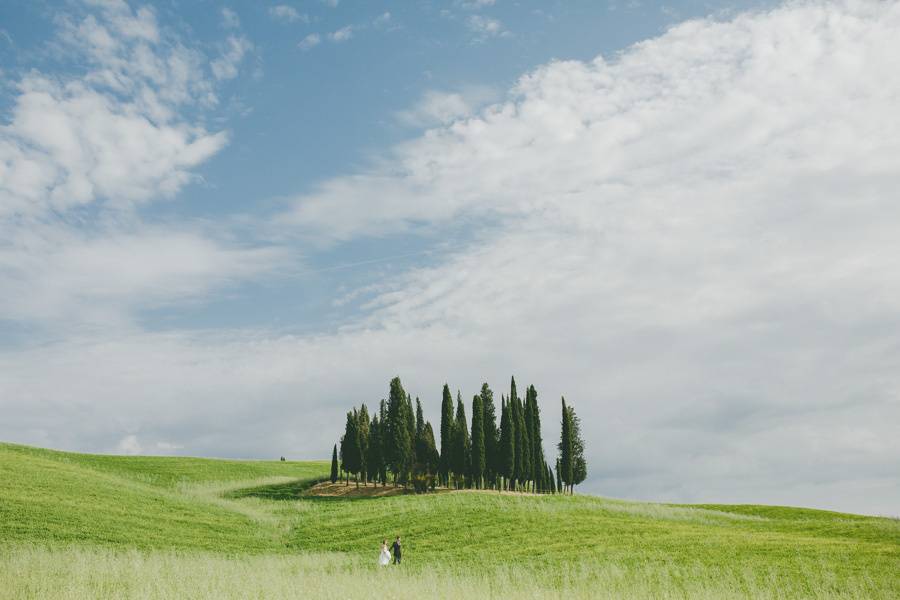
[227,478,326,501]
[228,478,439,503]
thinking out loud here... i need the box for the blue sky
[1,0,764,336]
[2,0,899,516]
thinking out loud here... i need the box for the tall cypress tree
[549,463,556,494]
[439,384,454,487]
[526,385,544,492]
[509,378,527,490]
[570,403,587,491]
[341,409,360,486]
[378,399,389,486]
[520,388,533,492]
[357,404,370,486]
[330,444,339,484]
[414,397,425,466]
[386,377,411,485]
[452,392,470,489]
[479,383,499,489]
[556,457,563,493]
[367,415,382,486]
[499,395,515,491]
[470,393,486,489]
[558,398,574,494]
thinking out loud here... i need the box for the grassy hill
[1,442,897,599]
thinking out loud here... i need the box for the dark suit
[391,540,402,564]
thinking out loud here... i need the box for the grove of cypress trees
[439,384,454,487]
[330,444,339,484]
[470,393,485,489]
[479,383,499,489]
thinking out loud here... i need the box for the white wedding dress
[379,546,391,566]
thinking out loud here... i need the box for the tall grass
[1,544,889,600]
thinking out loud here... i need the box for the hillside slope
[1,442,897,599]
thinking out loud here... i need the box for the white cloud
[220,7,240,29]
[459,0,497,9]
[396,86,499,127]
[321,0,339,7]
[466,15,509,40]
[0,1,277,331]
[298,33,321,50]
[373,12,392,28]
[269,5,308,24]
[1,5,226,218]
[328,25,354,43]
[211,35,253,80]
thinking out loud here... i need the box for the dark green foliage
[570,405,587,488]
[452,392,470,488]
[558,398,573,493]
[470,394,485,488]
[340,410,360,486]
[526,385,544,491]
[330,444,338,484]
[479,383,499,486]
[499,395,515,490]
[330,376,583,494]
[439,384,454,486]
[386,377,412,484]
[367,416,383,486]
[357,404,370,485]
[378,399,389,485]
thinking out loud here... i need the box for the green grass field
[1,442,897,599]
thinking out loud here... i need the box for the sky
[1,0,898,517]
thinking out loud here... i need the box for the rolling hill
[1,442,897,599]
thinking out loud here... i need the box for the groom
[391,535,402,565]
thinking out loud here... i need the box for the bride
[379,539,391,566]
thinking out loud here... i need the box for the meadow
[1,442,897,599]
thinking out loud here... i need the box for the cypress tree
[367,415,383,486]
[549,463,556,494]
[479,383,499,489]
[452,392,470,488]
[357,404,370,486]
[520,388,533,492]
[526,385,544,492]
[558,398,574,494]
[470,393,486,489]
[509,378,527,490]
[378,399,389,486]
[386,377,411,485]
[556,457,563,493]
[341,409,360,486]
[439,384,454,487]
[570,403,587,491]
[330,444,339,484]
[414,397,425,466]
[422,422,440,475]
[499,395,515,491]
